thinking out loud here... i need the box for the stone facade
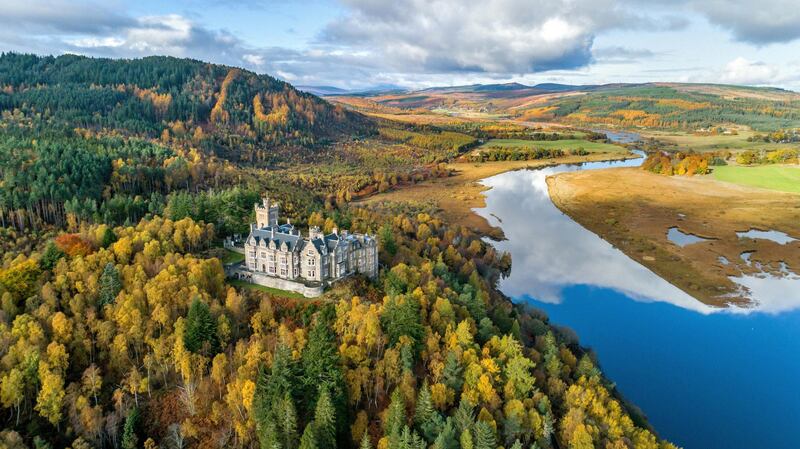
[237,197,378,296]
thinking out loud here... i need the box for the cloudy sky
[2,0,799,90]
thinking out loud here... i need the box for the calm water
[474,141,800,449]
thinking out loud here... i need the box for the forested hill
[0,53,370,160]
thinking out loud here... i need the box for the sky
[1,0,800,91]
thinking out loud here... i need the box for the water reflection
[667,227,710,247]
[474,157,800,314]
[475,159,718,314]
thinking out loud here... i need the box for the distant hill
[337,81,800,131]
[0,53,370,161]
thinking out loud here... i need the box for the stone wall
[228,266,324,298]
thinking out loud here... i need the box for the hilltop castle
[228,197,378,297]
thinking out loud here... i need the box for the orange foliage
[210,69,239,125]
[54,234,93,257]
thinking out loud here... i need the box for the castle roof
[248,225,303,252]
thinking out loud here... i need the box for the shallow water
[736,229,797,245]
[474,143,800,449]
[667,226,710,247]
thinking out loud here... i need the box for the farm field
[640,129,800,152]
[711,165,800,193]
[478,138,626,153]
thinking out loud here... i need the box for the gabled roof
[248,226,302,252]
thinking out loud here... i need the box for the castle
[228,197,378,297]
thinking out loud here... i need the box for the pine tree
[385,388,407,441]
[98,262,121,306]
[301,310,345,410]
[121,407,139,449]
[414,382,442,442]
[100,227,117,248]
[442,352,463,391]
[460,430,474,449]
[298,423,318,449]
[183,297,218,354]
[474,421,496,449]
[313,387,336,449]
[359,431,373,449]
[432,419,458,449]
[453,398,474,435]
[40,242,64,271]
[280,392,299,449]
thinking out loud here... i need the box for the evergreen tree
[279,392,299,449]
[121,407,139,449]
[385,388,407,441]
[442,352,464,391]
[100,227,117,248]
[298,423,318,449]
[301,309,346,443]
[98,262,122,306]
[40,242,64,271]
[432,419,458,449]
[414,382,442,442]
[183,297,219,354]
[474,421,496,449]
[453,398,474,435]
[313,387,336,449]
[460,430,474,449]
[359,431,373,449]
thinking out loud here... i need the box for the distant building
[227,197,378,297]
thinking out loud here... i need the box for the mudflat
[547,167,800,306]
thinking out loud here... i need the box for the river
[473,133,800,449]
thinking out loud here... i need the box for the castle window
[308,270,315,278]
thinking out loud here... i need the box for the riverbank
[547,167,800,307]
[357,151,638,238]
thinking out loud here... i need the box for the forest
[0,54,676,449]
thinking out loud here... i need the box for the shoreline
[546,167,800,307]
[357,151,640,239]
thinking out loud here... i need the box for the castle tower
[255,196,280,228]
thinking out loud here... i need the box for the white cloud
[320,0,648,74]
[689,0,800,44]
[720,57,779,85]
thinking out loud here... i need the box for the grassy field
[478,138,626,153]
[227,279,308,299]
[711,165,800,193]
[640,130,800,153]
[221,249,245,264]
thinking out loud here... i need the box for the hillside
[332,82,800,131]
[0,53,370,161]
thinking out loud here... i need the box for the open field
[478,138,626,153]
[547,168,800,306]
[711,165,800,194]
[357,151,638,238]
[640,129,800,153]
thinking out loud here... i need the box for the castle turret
[255,196,280,228]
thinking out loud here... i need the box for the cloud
[319,0,643,74]
[690,0,800,44]
[593,46,657,64]
[719,57,779,85]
